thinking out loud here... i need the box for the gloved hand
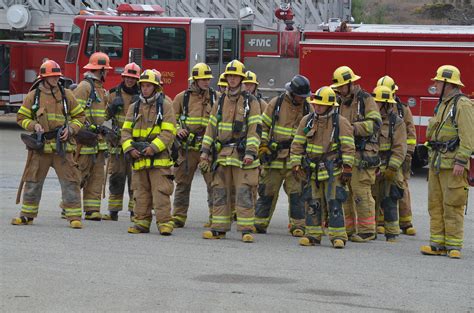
[384,167,398,182]
[199,159,210,173]
[258,144,271,158]
[341,165,352,185]
[292,165,306,181]
[243,154,254,166]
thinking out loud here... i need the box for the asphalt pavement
[0,121,473,312]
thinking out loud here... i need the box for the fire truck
[0,39,68,112]
[2,4,473,167]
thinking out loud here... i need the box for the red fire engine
[1,4,473,167]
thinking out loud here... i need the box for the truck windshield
[65,25,81,63]
[85,24,123,58]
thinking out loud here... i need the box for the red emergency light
[117,4,164,15]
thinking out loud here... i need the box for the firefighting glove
[384,167,398,182]
[199,160,210,173]
[292,165,306,181]
[258,144,271,159]
[341,165,352,185]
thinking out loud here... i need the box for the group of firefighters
[11,51,473,259]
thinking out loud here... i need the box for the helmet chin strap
[99,69,106,83]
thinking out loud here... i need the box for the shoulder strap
[451,93,467,127]
[333,111,340,145]
[182,90,191,117]
[209,87,216,108]
[155,93,164,126]
[388,112,397,147]
[304,112,315,135]
[58,85,69,118]
[84,77,97,107]
[357,90,366,118]
[216,93,226,123]
[396,101,404,118]
[131,100,140,128]
[32,87,41,119]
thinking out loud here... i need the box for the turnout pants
[107,153,134,212]
[255,168,305,231]
[20,151,82,221]
[172,149,213,224]
[211,165,258,233]
[131,167,174,232]
[305,178,348,242]
[399,157,414,229]
[78,151,105,213]
[343,167,377,235]
[373,173,402,237]
[428,169,468,250]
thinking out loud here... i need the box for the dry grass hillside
[352,0,474,25]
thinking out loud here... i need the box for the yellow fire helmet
[432,65,464,87]
[224,59,246,77]
[377,75,398,92]
[372,85,397,104]
[308,86,339,106]
[188,62,213,81]
[138,69,161,86]
[242,71,259,85]
[330,66,361,88]
[217,73,228,87]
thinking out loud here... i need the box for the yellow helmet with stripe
[308,86,339,106]
[330,66,361,88]
[188,63,213,81]
[432,65,464,87]
[224,60,246,77]
[377,75,398,92]
[138,69,161,86]
[372,86,396,104]
[217,73,228,87]
[242,71,259,85]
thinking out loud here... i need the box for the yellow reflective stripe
[366,111,382,122]
[80,146,99,154]
[64,208,82,216]
[248,115,261,125]
[246,136,260,148]
[209,115,218,126]
[132,127,160,138]
[152,137,166,152]
[306,144,323,153]
[218,122,233,132]
[131,157,174,170]
[342,154,354,165]
[98,141,108,150]
[70,105,84,117]
[135,219,151,228]
[46,113,66,122]
[457,145,471,158]
[339,136,354,145]
[236,217,255,225]
[306,226,323,235]
[77,99,87,106]
[83,199,101,207]
[161,122,177,135]
[361,120,373,133]
[262,113,272,126]
[212,215,232,223]
[261,131,269,141]
[273,125,294,136]
[399,216,412,222]
[293,135,306,144]
[123,121,133,130]
[380,143,391,151]
[21,119,32,129]
[216,156,261,168]
[203,135,213,146]
[123,139,133,151]
[71,119,83,128]
[389,157,403,169]
[18,106,32,118]
[406,138,417,145]
[21,204,39,213]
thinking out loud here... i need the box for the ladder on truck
[0,0,351,33]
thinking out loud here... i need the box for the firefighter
[291,86,355,248]
[199,59,262,243]
[376,75,417,236]
[372,86,407,242]
[12,60,85,228]
[103,62,141,221]
[171,63,218,228]
[121,69,177,235]
[254,74,313,236]
[242,71,268,113]
[217,73,228,93]
[330,66,382,242]
[421,65,473,259]
[73,52,112,221]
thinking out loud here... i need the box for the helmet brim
[431,77,465,87]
